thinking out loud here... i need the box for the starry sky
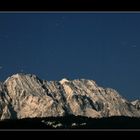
[0,12,140,100]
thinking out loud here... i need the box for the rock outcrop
[0,73,140,120]
[131,100,140,110]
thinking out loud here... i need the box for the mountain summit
[0,73,140,120]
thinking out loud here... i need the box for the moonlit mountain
[0,73,140,120]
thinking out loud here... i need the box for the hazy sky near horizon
[0,13,140,100]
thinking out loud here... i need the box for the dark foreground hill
[0,115,140,129]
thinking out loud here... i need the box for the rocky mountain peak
[59,78,70,84]
[0,73,140,120]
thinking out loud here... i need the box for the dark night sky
[0,12,140,100]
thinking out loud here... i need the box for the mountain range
[0,73,139,120]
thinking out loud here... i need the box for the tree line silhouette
[0,115,140,129]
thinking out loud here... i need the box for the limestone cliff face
[0,73,140,120]
[0,82,12,120]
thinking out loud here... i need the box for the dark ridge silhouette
[0,115,140,129]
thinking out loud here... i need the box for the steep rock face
[58,79,140,117]
[0,73,139,120]
[0,82,12,120]
[4,74,68,119]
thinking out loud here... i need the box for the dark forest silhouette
[0,115,140,129]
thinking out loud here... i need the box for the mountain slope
[0,73,140,120]
[131,100,140,110]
